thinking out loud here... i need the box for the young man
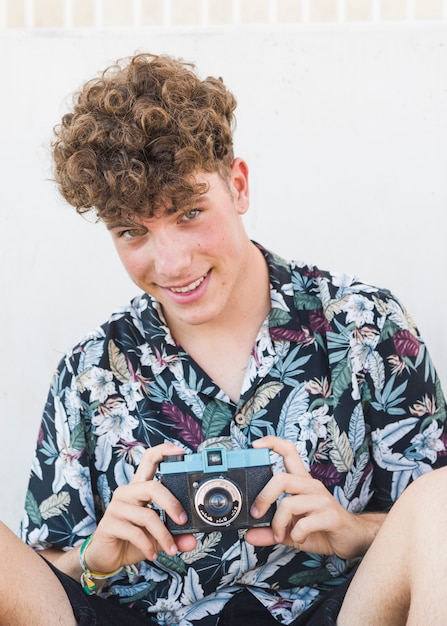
[2,53,447,625]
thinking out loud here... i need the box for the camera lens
[203,488,233,518]
[194,478,242,527]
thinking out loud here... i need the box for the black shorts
[45,557,357,625]
[218,567,358,626]
[44,558,154,626]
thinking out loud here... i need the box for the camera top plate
[159,447,271,475]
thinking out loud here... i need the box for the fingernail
[273,535,280,544]
[250,506,259,518]
[178,512,188,524]
[168,544,178,556]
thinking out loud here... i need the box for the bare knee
[0,522,76,626]
[392,467,447,544]
[339,467,447,625]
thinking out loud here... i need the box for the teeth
[170,274,206,294]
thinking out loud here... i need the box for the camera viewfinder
[206,450,223,466]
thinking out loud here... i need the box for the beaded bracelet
[79,534,123,595]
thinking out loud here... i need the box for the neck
[165,243,271,401]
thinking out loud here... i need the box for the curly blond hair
[53,53,237,222]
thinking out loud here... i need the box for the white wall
[1,25,447,530]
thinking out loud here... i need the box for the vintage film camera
[159,447,276,534]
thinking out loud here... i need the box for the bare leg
[0,522,77,626]
[338,466,447,625]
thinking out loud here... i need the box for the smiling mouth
[169,273,208,294]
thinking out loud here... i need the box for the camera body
[159,447,276,534]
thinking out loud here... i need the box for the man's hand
[80,442,197,575]
[246,436,385,560]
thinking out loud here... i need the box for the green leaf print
[25,490,42,526]
[331,360,352,406]
[70,423,86,451]
[202,400,234,440]
[269,308,292,327]
[380,318,400,342]
[156,551,187,574]
[288,567,333,586]
[293,292,321,311]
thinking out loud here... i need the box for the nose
[152,231,192,279]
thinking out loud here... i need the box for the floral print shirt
[20,246,447,625]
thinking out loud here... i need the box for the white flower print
[332,272,355,293]
[65,384,82,429]
[52,396,86,493]
[84,366,116,402]
[343,294,374,326]
[139,343,178,375]
[350,341,374,373]
[119,380,143,410]
[270,286,291,310]
[411,420,445,462]
[92,400,138,442]
[242,317,276,393]
[28,523,49,548]
[92,399,139,470]
[298,404,331,447]
[371,417,420,471]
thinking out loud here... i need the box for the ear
[230,158,250,215]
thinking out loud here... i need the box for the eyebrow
[105,221,137,231]
[104,197,210,231]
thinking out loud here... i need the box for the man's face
[107,158,252,332]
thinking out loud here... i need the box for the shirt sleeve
[18,351,97,550]
[358,291,447,508]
